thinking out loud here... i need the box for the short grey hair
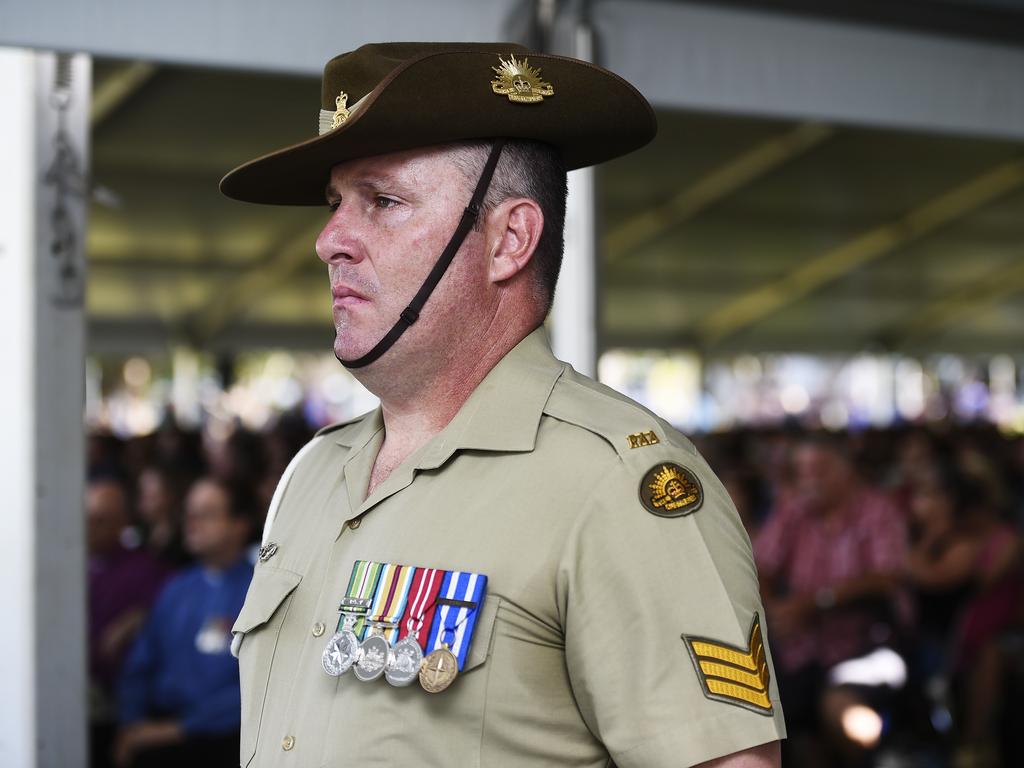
[449,139,568,317]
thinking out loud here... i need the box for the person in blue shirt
[115,476,255,768]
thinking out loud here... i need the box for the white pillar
[550,22,598,377]
[0,48,90,768]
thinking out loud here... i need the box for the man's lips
[331,284,369,307]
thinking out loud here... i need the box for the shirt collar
[332,406,384,451]
[331,325,564,466]
[416,325,564,468]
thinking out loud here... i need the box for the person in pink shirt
[755,436,909,766]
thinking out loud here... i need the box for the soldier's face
[316,146,487,364]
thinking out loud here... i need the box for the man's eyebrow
[354,173,406,192]
[325,173,407,202]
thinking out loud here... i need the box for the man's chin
[333,333,377,365]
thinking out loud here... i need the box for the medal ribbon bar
[338,560,384,638]
[424,570,488,671]
[364,563,417,644]
[397,567,446,652]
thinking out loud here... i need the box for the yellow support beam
[190,218,325,345]
[605,122,834,261]
[896,257,1024,344]
[91,61,158,128]
[697,159,1024,347]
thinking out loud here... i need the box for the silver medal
[385,636,424,687]
[322,629,360,677]
[353,634,391,682]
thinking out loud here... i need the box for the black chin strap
[339,140,507,369]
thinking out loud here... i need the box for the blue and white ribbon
[424,570,488,671]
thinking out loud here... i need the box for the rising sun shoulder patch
[682,613,774,716]
[638,463,703,517]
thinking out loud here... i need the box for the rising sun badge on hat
[490,54,554,104]
[220,42,655,205]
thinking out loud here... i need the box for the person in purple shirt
[88,477,171,768]
[115,476,255,768]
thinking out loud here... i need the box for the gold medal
[419,645,458,693]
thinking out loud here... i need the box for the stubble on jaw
[327,264,379,355]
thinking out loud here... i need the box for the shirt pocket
[232,565,302,768]
[461,592,501,674]
[318,593,503,768]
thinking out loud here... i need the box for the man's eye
[375,196,399,210]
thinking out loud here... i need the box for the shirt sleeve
[559,449,786,768]
[118,595,164,725]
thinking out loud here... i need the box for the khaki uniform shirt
[232,328,786,767]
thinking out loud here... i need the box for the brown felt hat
[220,42,657,205]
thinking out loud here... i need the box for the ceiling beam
[186,219,325,346]
[695,158,1024,348]
[91,61,158,128]
[889,257,1024,346]
[596,1,1024,141]
[604,121,833,260]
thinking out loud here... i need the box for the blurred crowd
[86,415,314,768]
[697,424,1024,768]
[86,415,1024,768]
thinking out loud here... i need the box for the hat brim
[219,50,657,206]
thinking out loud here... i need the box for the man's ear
[486,198,544,284]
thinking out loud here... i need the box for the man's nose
[315,207,363,266]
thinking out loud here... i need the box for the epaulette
[543,368,698,465]
[546,369,710,518]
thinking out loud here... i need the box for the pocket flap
[232,565,302,635]
[462,594,501,672]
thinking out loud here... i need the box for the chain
[42,53,86,307]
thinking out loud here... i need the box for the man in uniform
[222,42,786,767]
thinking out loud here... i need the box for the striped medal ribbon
[354,563,416,682]
[340,559,385,638]
[387,566,445,687]
[419,570,488,693]
[396,566,446,651]
[364,563,417,644]
[321,560,383,677]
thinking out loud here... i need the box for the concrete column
[550,20,598,377]
[0,48,90,768]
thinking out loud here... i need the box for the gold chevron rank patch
[682,613,774,715]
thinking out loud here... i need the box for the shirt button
[282,735,295,751]
[312,622,326,637]
[347,518,361,530]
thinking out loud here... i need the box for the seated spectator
[755,435,908,768]
[951,470,1023,765]
[115,477,255,768]
[136,466,191,567]
[88,477,170,768]
[904,466,981,680]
